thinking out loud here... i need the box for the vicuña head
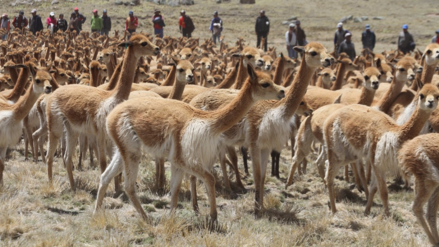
[363,67,381,90]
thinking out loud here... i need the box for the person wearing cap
[179,10,195,38]
[101,9,111,36]
[286,23,297,59]
[69,12,79,34]
[255,10,270,52]
[126,11,138,39]
[12,10,28,31]
[152,9,165,38]
[295,20,306,46]
[74,7,86,31]
[398,24,415,54]
[57,14,68,32]
[338,32,356,61]
[431,30,439,44]
[90,9,103,34]
[361,24,376,51]
[210,11,223,45]
[29,9,43,35]
[1,14,10,40]
[334,22,349,56]
[46,12,57,34]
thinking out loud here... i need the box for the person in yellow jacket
[90,9,103,34]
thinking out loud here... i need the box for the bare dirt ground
[1,0,438,246]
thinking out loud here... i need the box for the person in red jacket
[152,9,164,38]
[12,10,28,32]
[125,10,138,39]
[46,12,57,33]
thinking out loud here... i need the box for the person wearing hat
[398,24,415,54]
[126,11,138,39]
[101,9,111,36]
[57,13,68,32]
[295,20,306,46]
[255,10,270,52]
[1,14,10,40]
[286,23,297,59]
[74,7,86,31]
[90,9,103,34]
[361,24,376,51]
[334,22,349,56]
[338,32,356,61]
[431,30,439,44]
[46,12,57,34]
[179,10,195,38]
[210,11,223,45]
[152,9,165,38]
[12,10,28,31]
[29,9,43,35]
[69,12,79,35]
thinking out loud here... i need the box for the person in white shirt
[285,23,297,58]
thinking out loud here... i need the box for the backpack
[184,15,195,33]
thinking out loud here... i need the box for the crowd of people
[0,7,438,59]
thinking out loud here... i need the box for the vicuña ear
[118,41,133,48]
[28,63,38,78]
[247,64,257,81]
[293,46,305,53]
[417,79,424,91]
[171,56,180,65]
[279,52,284,58]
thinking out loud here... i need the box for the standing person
[74,7,86,32]
[398,24,415,54]
[90,9,103,34]
[338,32,356,61]
[361,24,376,52]
[1,14,10,40]
[46,12,57,34]
[334,22,348,56]
[12,10,28,31]
[152,9,165,38]
[125,10,138,39]
[285,23,297,59]
[69,12,79,34]
[255,10,270,52]
[57,14,68,32]
[101,9,111,36]
[295,20,306,46]
[29,9,43,35]
[179,10,195,38]
[210,11,222,45]
[431,30,439,44]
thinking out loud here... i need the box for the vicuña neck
[279,55,317,119]
[161,64,176,86]
[330,63,346,90]
[216,62,239,89]
[6,67,29,103]
[357,87,376,106]
[13,82,41,121]
[112,48,138,100]
[398,103,432,143]
[376,77,406,113]
[207,77,254,134]
[273,56,285,85]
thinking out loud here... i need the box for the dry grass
[0,140,431,246]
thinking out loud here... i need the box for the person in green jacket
[90,9,103,34]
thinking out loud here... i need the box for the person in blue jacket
[361,24,376,51]
[210,11,222,45]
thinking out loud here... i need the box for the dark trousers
[127,29,136,39]
[182,29,192,38]
[257,31,268,52]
